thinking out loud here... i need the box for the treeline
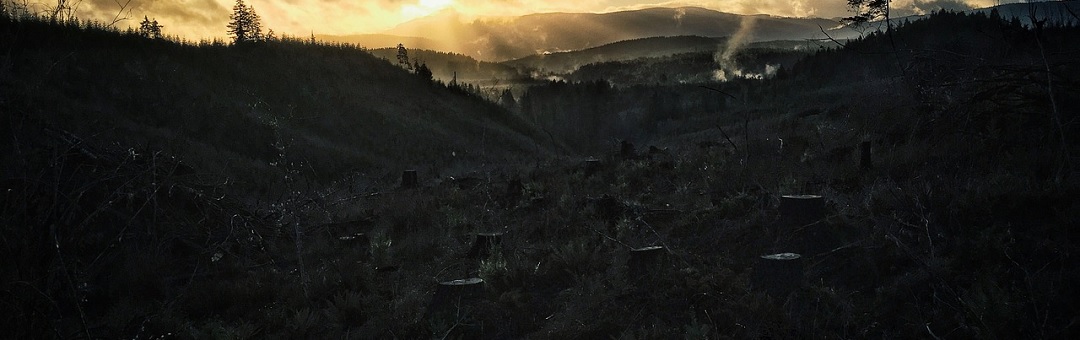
[368,47,524,83]
[568,47,807,86]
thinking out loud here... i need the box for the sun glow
[58,0,1028,42]
[401,0,455,20]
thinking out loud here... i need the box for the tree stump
[428,277,485,318]
[506,178,523,201]
[466,232,504,259]
[594,194,624,224]
[584,158,601,177]
[860,141,872,170]
[336,232,367,242]
[752,253,804,297]
[338,233,369,258]
[620,140,636,160]
[401,170,418,188]
[779,195,825,230]
[627,246,666,278]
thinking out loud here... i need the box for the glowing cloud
[37,0,1029,41]
[402,0,455,20]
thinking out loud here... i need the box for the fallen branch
[715,124,739,152]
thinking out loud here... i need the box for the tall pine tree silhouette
[139,16,163,39]
[227,0,263,44]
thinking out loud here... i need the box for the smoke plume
[713,15,757,81]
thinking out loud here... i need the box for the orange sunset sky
[30,0,1013,41]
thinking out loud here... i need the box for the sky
[23,0,1016,41]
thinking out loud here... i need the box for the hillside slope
[366,47,523,83]
[1,19,549,194]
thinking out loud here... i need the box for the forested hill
[0,18,549,194]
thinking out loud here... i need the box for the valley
[1,1,1078,338]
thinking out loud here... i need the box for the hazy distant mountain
[382,7,859,61]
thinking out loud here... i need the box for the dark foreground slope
[0,18,548,196]
[0,15,549,339]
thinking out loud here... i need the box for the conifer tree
[416,62,433,82]
[397,44,410,69]
[227,0,264,44]
[843,0,890,29]
[250,8,263,41]
[499,89,516,109]
[139,16,163,39]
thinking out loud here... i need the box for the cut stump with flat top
[860,141,872,170]
[621,140,636,159]
[401,170,418,188]
[779,195,825,230]
[337,232,370,259]
[752,253,804,297]
[595,194,624,223]
[466,232,504,259]
[506,178,523,201]
[584,158,601,177]
[627,246,665,278]
[428,278,485,317]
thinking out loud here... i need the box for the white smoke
[674,8,687,28]
[713,16,757,82]
[764,63,779,77]
[712,17,781,81]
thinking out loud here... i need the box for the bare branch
[817,24,848,49]
[1065,1,1080,22]
[698,85,737,99]
[715,125,738,152]
[109,0,132,26]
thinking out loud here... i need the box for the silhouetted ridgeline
[382,6,857,61]
[366,47,523,84]
[0,16,549,194]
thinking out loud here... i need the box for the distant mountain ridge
[377,7,858,61]
[320,3,1074,63]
